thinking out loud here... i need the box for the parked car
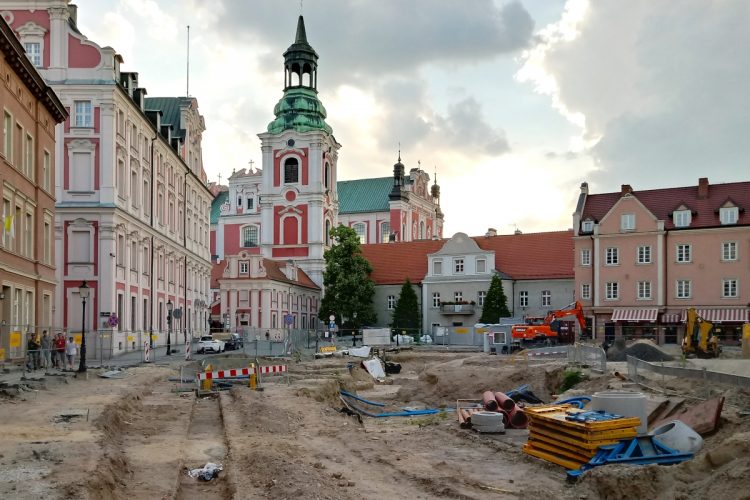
[197,335,225,354]
[224,333,244,351]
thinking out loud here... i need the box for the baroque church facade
[210,16,444,333]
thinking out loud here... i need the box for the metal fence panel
[626,355,750,388]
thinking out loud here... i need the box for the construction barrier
[185,341,191,361]
[144,341,151,362]
[511,344,607,373]
[195,364,287,381]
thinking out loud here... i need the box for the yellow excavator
[682,308,721,358]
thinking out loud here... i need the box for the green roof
[210,191,228,224]
[337,177,392,214]
[145,97,190,139]
[267,87,332,135]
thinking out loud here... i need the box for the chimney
[580,182,589,195]
[698,177,709,199]
[621,184,633,196]
[485,228,497,237]
[514,228,522,235]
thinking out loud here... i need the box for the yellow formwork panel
[529,420,638,443]
[530,422,634,450]
[529,431,603,457]
[523,443,584,470]
[528,437,593,463]
[525,405,641,431]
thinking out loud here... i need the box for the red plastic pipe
[494,392,516,412]
[483,391,499,411]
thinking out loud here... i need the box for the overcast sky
[74,0,750,237]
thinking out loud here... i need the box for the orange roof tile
[360,230,574,285]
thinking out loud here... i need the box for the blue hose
[340,390,441,418]
[554,396,592,409]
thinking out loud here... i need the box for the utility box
[363,328,391,346]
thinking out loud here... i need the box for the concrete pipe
[591,391,648,434]
[483,391,499,411]
[650,420,703,454]
[494,392,516,412]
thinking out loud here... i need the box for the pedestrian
[265,330,270,341]
[26,334,39,371]
[54,333,66,369]
[41,331,52,370]
[65,336,78,370]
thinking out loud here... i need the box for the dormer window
[720,206,738,225]
[673,209,691,228]
[620,213,635,231]
[581,220,594,233]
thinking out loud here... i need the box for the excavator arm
[544,301,587,331]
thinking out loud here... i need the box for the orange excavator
[511,301,587,345]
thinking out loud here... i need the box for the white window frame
[541,290,551,307]
[519,291,528,308]
[676,280,692,299]
[3,110,12,159]
[673,209,691,227]
[478,291,487,306]
[620,213,635,231]
[454,258,464,274]
[454,291,463,303]
[581,220,594,232]
[722,241,737,261]
[719,206,739,225]
[676,244,692,263]
[605,247,619,265]
[637,281,652,300]
[432,292,440,308]
[380,222,390,243]
[605,282,619,300]
[352,223,366,244]
[433,260,442,276]
[580,249,591,266]
[476,258,486,273]
[74,101,93,128]
[24,41,42,67]
[581,283,591,300]
[239,261,249,274]
[387,295,396,310]
[637,245,652,264]
[721,278,738,298]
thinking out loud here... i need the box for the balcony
[440,303,475,315]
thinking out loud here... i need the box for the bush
[559,369,584,392]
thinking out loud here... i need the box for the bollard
[248,363,257,390]
[201,363,213,392]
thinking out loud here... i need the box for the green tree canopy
[318,225,377,327]
[479,273,511,323]
[392,278,420,331]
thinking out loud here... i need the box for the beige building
[0,15,67,360]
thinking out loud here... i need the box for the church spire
[283,15,318,91]
[295,15,308,44]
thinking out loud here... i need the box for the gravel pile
[607,339,674,362]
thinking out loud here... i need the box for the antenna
[186,25,190,97]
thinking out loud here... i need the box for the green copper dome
[267,87,333,134]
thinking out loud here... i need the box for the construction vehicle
[511,301,587,345]
[682,308,720,358]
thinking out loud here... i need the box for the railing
[626,355,750,388]
[439,304,475,315]
[511,343,607,373]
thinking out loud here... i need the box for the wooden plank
[523,444,586,469]
[645,396,669,425]
[655,396,724,435]
[648,398,686,429]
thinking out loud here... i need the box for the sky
[73,0,750,237]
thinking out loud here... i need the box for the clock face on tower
[287,139,295,147]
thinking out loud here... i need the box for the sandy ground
[1,350,749,499]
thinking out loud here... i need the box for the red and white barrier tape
[144,341,151,362]
[185,342,191,361]
[196,365,287,380]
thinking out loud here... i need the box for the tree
[318,225,377,328]
[392,278,420,331]
[479,273,511,323]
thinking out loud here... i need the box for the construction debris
[651,396,724,435]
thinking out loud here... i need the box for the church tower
[258,16,340,288]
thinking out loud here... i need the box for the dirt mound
[394,354,565,406]
[607,339,673,362]
[578,431,750,499]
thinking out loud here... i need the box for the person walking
[65,336,78,371]
[26,334,39,371]
[40,331,52,370]
[54,333,66,369]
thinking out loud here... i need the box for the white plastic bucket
[590,391,648,434]
[650,420,703,454]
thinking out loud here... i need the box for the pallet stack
[523,404,640,469]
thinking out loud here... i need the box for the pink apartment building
[573,178,750,345]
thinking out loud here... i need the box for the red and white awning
[611,308,659,322]
[661,313,682,324]
[680,309,749,323]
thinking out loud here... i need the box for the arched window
[419,221,425,240]
[284,157,299,184]
[352,223,366,244]
[241,225,259,247]
[324,162,330,190]
[325,220,331,246]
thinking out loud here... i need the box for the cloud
[520,0,750,190]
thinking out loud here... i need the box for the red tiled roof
[210,258,320,290]
[582,180,750,230]
[360,231,574,285]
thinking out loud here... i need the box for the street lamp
[77,281,90,373]
[166,299,173,356]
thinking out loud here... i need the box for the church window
[241,225,259,247]
[419,221,425,239]
[324,162,330,190]
[284,157,299,183]
[246,197,253,210]
[380,222,390,243]
[352,223,366,244]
